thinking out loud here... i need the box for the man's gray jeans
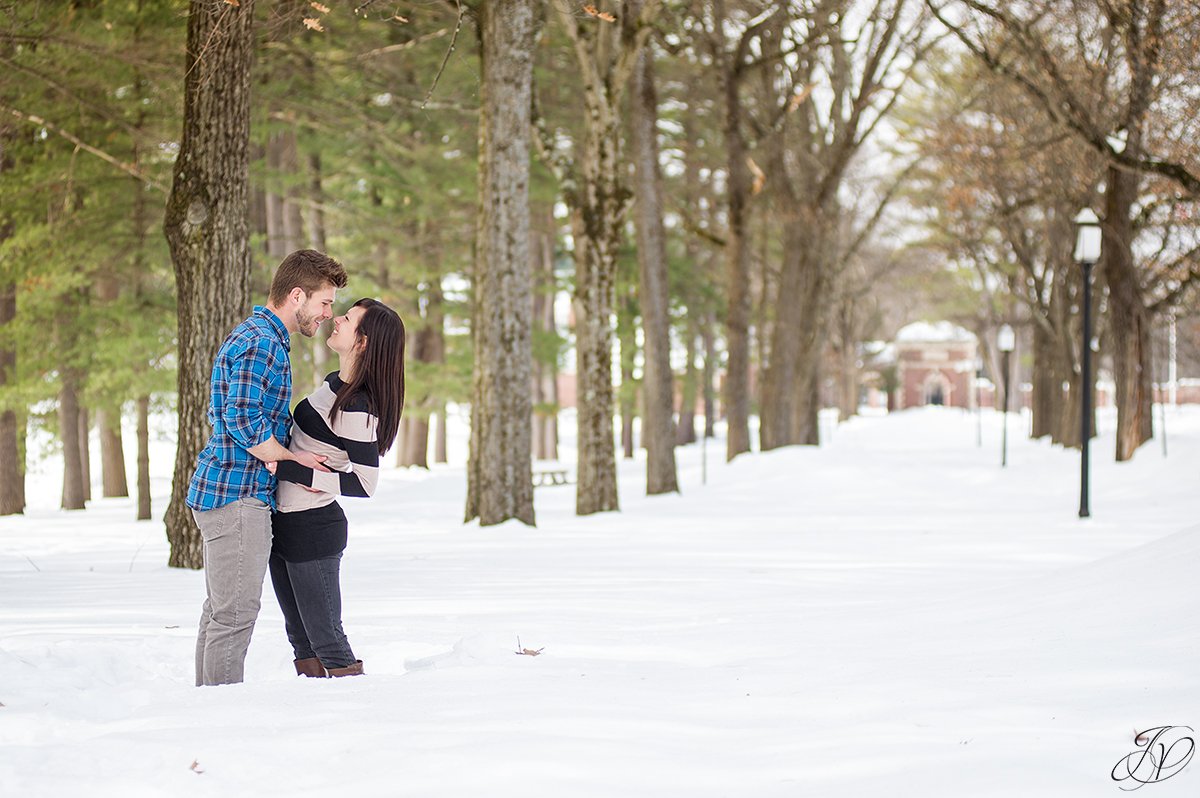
[192,497,272,686]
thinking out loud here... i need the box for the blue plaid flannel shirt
[186,307,292,511]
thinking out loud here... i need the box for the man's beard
[296,306,321,338]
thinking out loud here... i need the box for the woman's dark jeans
[269,551,357,669]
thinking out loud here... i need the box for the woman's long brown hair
[330,298,405,454]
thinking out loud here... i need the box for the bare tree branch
[2,105,166,193]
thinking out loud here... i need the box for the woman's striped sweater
[275,372,380,514]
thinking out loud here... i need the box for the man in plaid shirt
[187,250,348,687]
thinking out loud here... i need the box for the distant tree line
[1,1,1197,567]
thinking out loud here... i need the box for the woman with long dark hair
[268,298,405,677]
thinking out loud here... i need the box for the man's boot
[294,657,327,678]
[327,660,364,677]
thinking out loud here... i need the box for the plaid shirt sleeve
[187,309,292,511]
[222,338,283,451]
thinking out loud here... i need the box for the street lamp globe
[1073,208,1102,263]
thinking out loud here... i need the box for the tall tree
[464,0,538,526]
[760,0,927,449]
[531,209,561,461]
[163,0,258,568]
[0,125,23,516]
[703,0,780,461]
[629,34,679,494]
[542,0,660,514]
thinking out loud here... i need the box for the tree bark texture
[1102,163,1154,461]
[531,224,559,461]
[553,0,659,513]
[761,204,827,449]
[702,312,717,438]
[98,408,130,498]
[719,30,754,461]
[464,0,537,526]
[569,112,624,512]
[59,370,85,510]
[95,262,129,498]
[163,0,257,569]
[400,275,445,469]
[136,395,152,520]
[403,417,430,468]
[630,44,679,494]
[617,286,638,461]
[434,405,448,464]
[78,407,92,502]
[676,324,698,445]
[0,201,22,515]
[1029,320,1054,440]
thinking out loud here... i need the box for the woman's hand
[264,461,278,475]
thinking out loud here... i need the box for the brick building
[894,321,978,410]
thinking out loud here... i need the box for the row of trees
[1,1,1198,567]
[917,0,1200,460]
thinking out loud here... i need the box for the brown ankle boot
[327,660,364,677]
[294,657,328,678]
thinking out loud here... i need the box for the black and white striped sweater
[275,372,380,514]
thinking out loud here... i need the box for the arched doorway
[922,372,952,407]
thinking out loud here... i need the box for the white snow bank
[0,405,1197,796]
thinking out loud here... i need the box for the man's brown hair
[269,250,348,305]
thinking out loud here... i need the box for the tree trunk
[570,121,624,513]
[398,417,412,468]
[0,217,22,515]
[630,44,678,494]
[307,151,327,251]
[78,406,92,502]
[60,370,86,510]
[434,404,448,464]
[835,299,858,422]
[617,287,638,461]
[719,40,753,461]
[130,62,152,521]
[98,407,130,497]
[397,322,428,469]
[531,222,559,461]
[676,322,698,445]
[1029,318,1063,441]
[677,102,703,448]
[464,0,537,526]
[401,273,444,470]
[136,395,151,520]
[1102,162,1153,461]
[553,0,659,511]
[702,312,717,438]
[404,417,430,468]
[307,150,331,386]
[93,240,129,499]
[163,0,257,569]
[762,204,826,449]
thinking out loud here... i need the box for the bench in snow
[532,469,570,487]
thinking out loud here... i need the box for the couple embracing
[185,250,405,686]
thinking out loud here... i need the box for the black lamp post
[998,324,1015,468]
[1074,208,1102,518]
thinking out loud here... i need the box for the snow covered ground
[0,405,1196,797]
